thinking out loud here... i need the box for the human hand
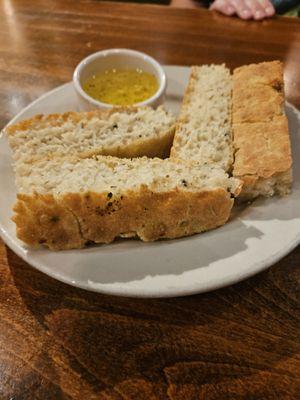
[210,0,275,20]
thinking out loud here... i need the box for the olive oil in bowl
[83,69,158,106]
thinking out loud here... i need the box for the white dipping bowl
[73,48,167,111]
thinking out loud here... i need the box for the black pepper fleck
[181,179,188,187]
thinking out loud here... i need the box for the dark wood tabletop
[0,1,300,399]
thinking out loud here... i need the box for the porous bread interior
[171,65,233,171]
[237,170,292,200]
[15,155,240,197]
[6,106,175,162]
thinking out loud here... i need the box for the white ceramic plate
[0,66,299,298]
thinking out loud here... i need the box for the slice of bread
[5,106,175,163]
[170,65,233,172]
[13,155,241,250]
[233,60,284,124]
[232,61,292,199]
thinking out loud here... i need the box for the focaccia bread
[170,65,233,172]
[13,155,241,250]
[5,106,175,163]
[232,61,292,199]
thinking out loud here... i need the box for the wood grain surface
[0,1,300,399]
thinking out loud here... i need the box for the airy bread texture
[5,106,175,163]
[232,61,292,199]
[13,155,240,250]
[170,65,233,172]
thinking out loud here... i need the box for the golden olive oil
[83,68,158,106]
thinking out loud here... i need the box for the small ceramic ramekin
[73,48,167,110]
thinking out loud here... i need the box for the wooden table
[0,1,300,398]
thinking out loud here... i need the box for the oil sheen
[83,69,158,106]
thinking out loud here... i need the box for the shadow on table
[65,216,263,285]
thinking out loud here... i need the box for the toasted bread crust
[233,84,283,124]
[13,187,233,250]
[233,117,292,178]
[13,193,85,250]
[233,61,283,89]
[233,61,284,124]
[232,61,292,199]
